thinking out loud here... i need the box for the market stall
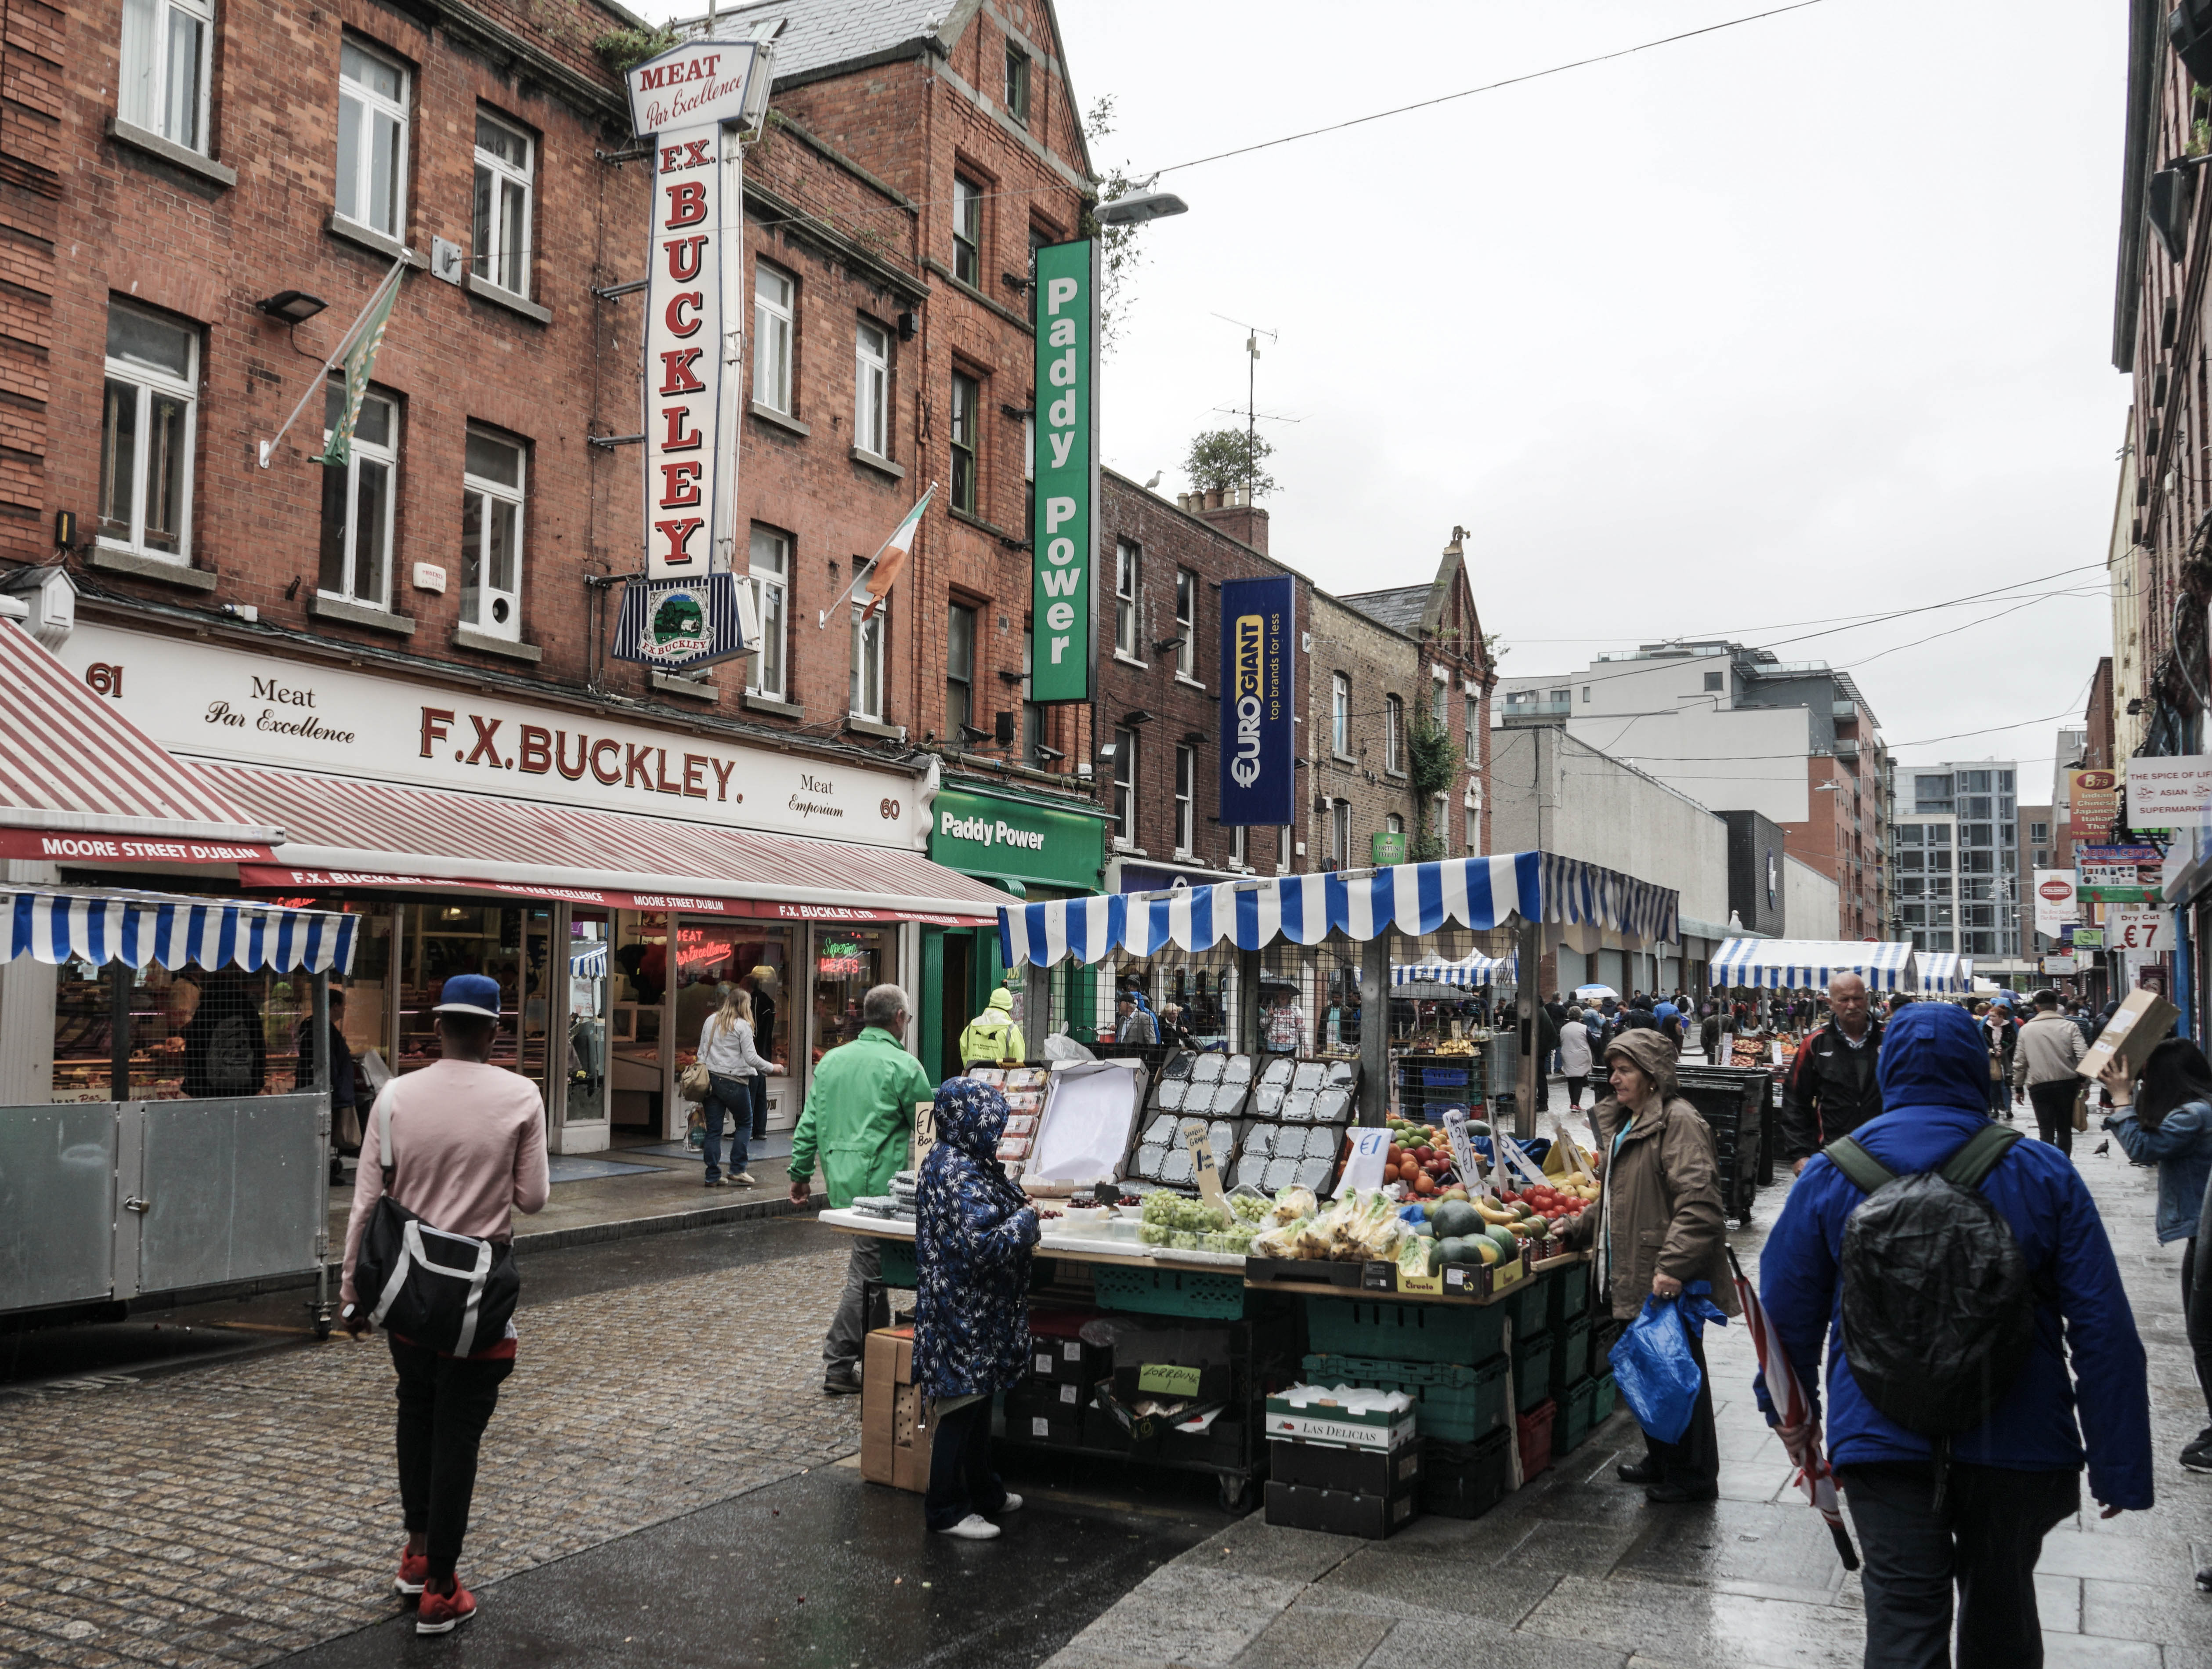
[1917,950,1970,997]
[832,851,1677,1534]
[0,885,359,1333]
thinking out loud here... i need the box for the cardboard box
[1263,1478,1419,1539]
[2078,986,2180,1083]
[1262,1394,1418,1452]
[1270,1436,1424,1495]
[1110,1323,1233,1405]
[859,1328,936,1494]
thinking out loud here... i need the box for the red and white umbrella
[1727,1247,1858,1570]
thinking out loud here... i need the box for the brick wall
[0,0,61,561]
[1305,590,1420,869]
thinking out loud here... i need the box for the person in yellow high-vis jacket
[957,988,1025,1068]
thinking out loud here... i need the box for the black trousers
[2183,1236,2212,1428]
[390,1337,514,1580]
[922,1397,1008,1531]
[1564,1075,1588,1109]
[1638,1319,1718,1487]
[2027,1080,2077,1155]
[1840,1460,2078,1669]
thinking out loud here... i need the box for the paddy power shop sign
[927,786,1105,891]
[613,39,773,670]
[1029,239,1098,703]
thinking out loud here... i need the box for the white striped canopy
[1392,953,1515,988]
[4,887,358,973]
[570,942,609,978]
[998,852,1679,970]
[1918,951,1968,995]
[1707,938,1917,993]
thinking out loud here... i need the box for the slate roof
[690,0,961,82]
[1339,585,1431,637]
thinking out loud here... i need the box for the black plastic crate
[1420,1428,1510,1520]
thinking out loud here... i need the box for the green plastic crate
[1504,1274,1551,1336]
[876,1237,918,1288]
[1088,1263,1248,1319]
[1305,1296,1507,1365]
[1591,1370,1617,1424]
[1511,1329,1552,1413]
[1552,1314,1590,1400]
[1547,1260,1589,1327]
[1301,1352,1510,1445]
[1558,1374,1600,1453]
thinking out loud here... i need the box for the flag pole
[257,253,411,469]
[817,482,936,626]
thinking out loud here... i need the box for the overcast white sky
[650,0,2130,798]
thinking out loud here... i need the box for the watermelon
[1431,1200,1480,1241]
[1485,1225,1519,1258]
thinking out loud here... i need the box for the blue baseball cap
[434,973,503,1019]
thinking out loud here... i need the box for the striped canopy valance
[1707,937,1916,993]
[1392,953,1515,988]
[6,888,359,973]
[999,853,1678,970]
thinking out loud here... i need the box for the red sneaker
[394,1550,428,1598]
[414,1578,477,1635]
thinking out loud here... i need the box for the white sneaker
[995,1494,1023,1514]
[733,1172,758,1187]
[937,1514,1000,1540]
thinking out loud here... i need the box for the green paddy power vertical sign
[1030,239,1098,702]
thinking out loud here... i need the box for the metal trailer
[0,888,359,1337]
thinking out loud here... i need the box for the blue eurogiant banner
[1218,575,1296,826]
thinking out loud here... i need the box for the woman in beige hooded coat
[1558,1025,1739,1502]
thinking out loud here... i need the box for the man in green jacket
[788,983,934,1395]
[956,986,1025,1069]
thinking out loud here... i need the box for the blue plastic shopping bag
[1610,1284,1728,1444]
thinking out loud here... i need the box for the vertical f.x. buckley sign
[1217,575,1296,826]
[1030,239,1098,702]
[618,39,770,667]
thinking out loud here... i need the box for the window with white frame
[460,427,525,637]
[1331,673,1350,755]
[1384,695,1404,773]
[1020,624,1046,765]
[854,319,889,457]
[947,601,977,739]
[118,0,212,153]
[1174,746,1195,855]
[949,370,979,512]
[1023,411,1034,533]
[1112,728,1137,844]
[472,112,533,297]
[1464,694,1480,764]
[1278,825,1292,873]
[1003,44,1031,123]
[336,39,409,239]
[318,382,397,608]
[753,262,795,413]
[952,174,983,287]
[746,525,788,700]
[1330,799,1351,869]
[1230,823,1247,869]
[99,304,196,564]
[850,604,887,721]
[1431,670,1449,726]
[1464,805,1479,853]
[1114,539,1141,657]
[1174,568,1196,677]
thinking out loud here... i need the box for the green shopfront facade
[921,780,1109,1080]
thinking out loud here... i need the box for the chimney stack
[1189,484,1269,556]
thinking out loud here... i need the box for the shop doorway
[937,931,976,1076]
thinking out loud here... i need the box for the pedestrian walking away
[788,983,933,1395]
[912,1077,1041,1539]
[1757,1001,2152,1669]
[2097,1037,2212,1471]
[1778,972,1884,1174]
[1555,1027,1739,1503]
[2013,988,2087,1155]
[697,984,783,1188]
[957,985,1026,1069]
[340,973,550,1637]
[1558,1004,1593,1111]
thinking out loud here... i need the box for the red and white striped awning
[0,619,282,863]
[210,762,1008,925]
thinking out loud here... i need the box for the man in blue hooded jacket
[1758,1001,2151,1668]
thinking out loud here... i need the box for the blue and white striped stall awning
[1707,938,1917,993]
[570,941,609,978]
[6,888,358,973]
[1392,953,1516,988]
[999,853,1679,970]
[1918,951,1967,995]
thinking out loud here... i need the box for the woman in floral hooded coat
[914,1077,1040,1539]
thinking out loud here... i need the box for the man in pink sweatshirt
[342,973,548,1636]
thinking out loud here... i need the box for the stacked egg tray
[1126,1052,1254,1192]
[1230,1058,1361,1196]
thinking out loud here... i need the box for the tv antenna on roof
[1210,313,1278,496]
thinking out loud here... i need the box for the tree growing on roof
[1183,427,1278,500]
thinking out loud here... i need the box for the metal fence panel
[0,1104,116,1311]
[137,1093,324,1295]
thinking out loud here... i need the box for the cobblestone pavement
[1045,1134,2212,1669]
[0,1236,861,1669]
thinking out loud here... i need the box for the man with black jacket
[1779,971,1883,1175]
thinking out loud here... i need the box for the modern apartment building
[1890,760,2027,973]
